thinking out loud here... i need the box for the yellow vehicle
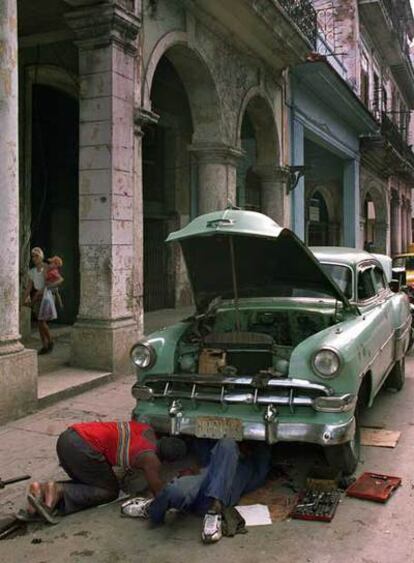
[392,252,414,289]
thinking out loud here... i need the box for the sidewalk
[22,306,194,410]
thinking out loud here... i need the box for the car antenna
[229,236,241,332]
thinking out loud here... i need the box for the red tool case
[346,472,401,502]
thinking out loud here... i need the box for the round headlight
[130,342,155,369]
[312,349,340,378]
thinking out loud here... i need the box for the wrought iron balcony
[381,112,412,159]
[278,0,317,47]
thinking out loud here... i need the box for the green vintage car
[130,209,411,473]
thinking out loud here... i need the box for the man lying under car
[123,437,272,544]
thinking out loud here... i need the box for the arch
[25,64,79,99]
[236,87,280,166]
[143,31,223,141]
[307,184,337,222]
[307,190,332,246]
[360,181,388,224]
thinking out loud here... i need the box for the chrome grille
[139,374,333,413]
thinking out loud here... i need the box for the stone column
[390,190,401,255]
[65,1,140,373]
[0,0,37,423]
[254,165,290,226]
[291,119,305,240]
[188,143,242,213]
[407,202,412,248]
[401,198,407,253]
[343,159,360,248]
[373,221,388,255]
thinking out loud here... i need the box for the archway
[143,53,194,311]
[236,94,280,215]
[363,192,376,250]
[361,183,388,253]
[29,83,79,325]
[237,113,261,210]
[307,191,330,246]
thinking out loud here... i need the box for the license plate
[195,416,243,441]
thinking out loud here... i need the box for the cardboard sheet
[239,483,297,521]
[360,427,401,448]
[235,504,272,526]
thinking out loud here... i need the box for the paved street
[1,354,414,563]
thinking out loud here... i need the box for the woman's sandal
[27,493,61,525]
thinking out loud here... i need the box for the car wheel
[324,417,360,476]
[385,358,406,391]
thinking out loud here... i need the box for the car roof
[310,246,378,266]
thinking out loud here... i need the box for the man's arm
[133,452,164,496]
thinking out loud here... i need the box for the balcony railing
[381,111,414,168]
[278,0,317,47]
[359,0,410,59]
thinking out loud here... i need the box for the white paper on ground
[235,504,272,526]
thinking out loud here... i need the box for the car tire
[324,417,360,476]
[385,358,406,391]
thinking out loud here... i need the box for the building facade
[307,0,414,255]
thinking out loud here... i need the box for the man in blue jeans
[124,438,271,543]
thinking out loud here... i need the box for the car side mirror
[389,279,401,293]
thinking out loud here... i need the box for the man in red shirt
[23,420,186,523]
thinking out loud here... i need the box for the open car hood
[167,209,351,312]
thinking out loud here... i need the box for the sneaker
[202,511,222,544]
[120,497,153,519]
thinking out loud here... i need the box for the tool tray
[291,489,341,522]
[345,472,401,502]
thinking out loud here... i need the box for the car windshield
[320,263,353,299]
[393,256,414,269]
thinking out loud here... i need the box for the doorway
[30,84,79,324]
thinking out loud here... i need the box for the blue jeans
[149,438,271,524]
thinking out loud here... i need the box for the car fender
[289,315,375,397]
[142,322,191,376]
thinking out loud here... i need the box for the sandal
[27,493,61,525]
[15,508,44,523]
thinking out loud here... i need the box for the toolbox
[291,489,341,522]
[345,472,401,502]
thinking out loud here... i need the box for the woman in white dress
[23,247,63,354]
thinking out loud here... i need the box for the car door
[357,263,394,395]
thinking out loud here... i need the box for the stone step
[37,367,113,408]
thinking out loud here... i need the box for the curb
[37,371,114,409]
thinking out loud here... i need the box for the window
[372,267,386,292]
[360,54,369,107]
[382,86,388,113]
[358,268,376,300]
[320,264,353,299]
[373,73,380,113]
[360,69,369,106]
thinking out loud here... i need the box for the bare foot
[44,481,63,511]
[27,481,44,514]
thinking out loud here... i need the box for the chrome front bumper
[135,411,356,446]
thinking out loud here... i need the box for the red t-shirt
[71,421,157,468]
